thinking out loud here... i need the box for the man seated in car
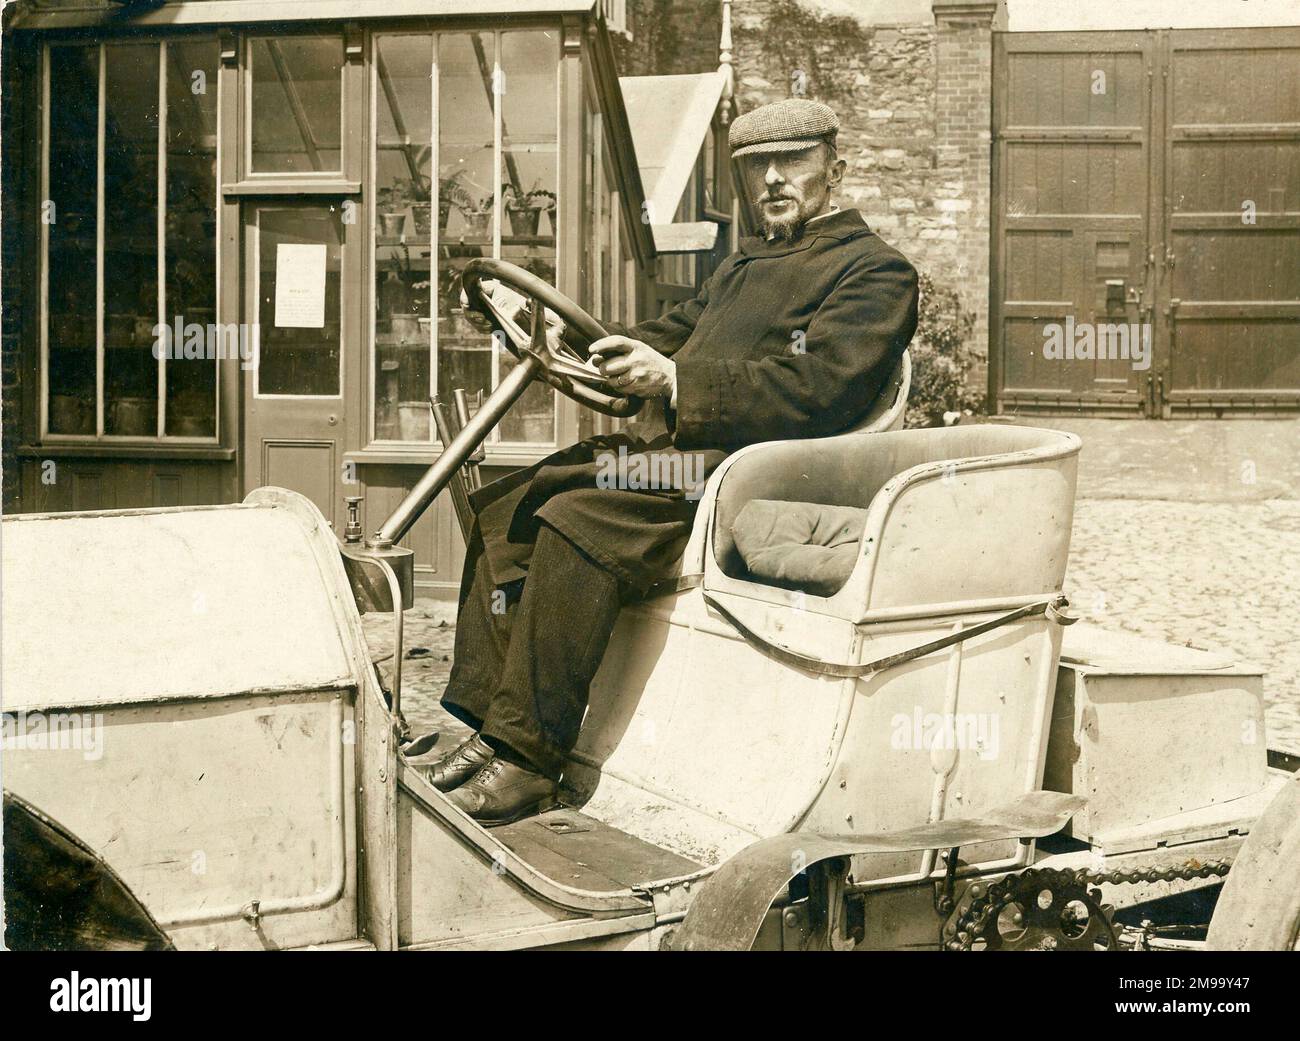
[419,98,920,825]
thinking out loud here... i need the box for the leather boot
[415,734,494,792]
[448,758,558,826]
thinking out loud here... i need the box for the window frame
[38,35,224,448]
[364,25,565,453]
[248,201,347,401]
[242,31,348,182]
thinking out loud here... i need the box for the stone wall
[617,0,999,392]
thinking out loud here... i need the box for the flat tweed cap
[729,98,839,157]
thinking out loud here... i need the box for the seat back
[842,349,910,435]
[710,424,1079,612]
[651,349,911,586]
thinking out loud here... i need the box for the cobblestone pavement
[1066,498,1300,754]
[360,602,466,749]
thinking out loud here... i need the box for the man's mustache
[757,193,797,206]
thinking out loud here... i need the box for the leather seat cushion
[730,499,868,597]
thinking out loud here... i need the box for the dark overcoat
[470,208,919,593]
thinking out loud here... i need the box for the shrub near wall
[906,271,983,428]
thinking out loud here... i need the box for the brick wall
[931,0,999,386]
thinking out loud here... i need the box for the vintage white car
[4,261,1297,951]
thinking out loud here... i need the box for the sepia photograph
[0,0,1296,1009]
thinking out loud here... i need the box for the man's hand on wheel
[589,336,677,400]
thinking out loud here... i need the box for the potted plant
[376,185,407,239]
[380,244,420,339]
[438,171,472,235]
[397,400,430,441]
[413,279,432,340]
[457,192,494,241]
[406,174,433,238]
[452,189,491,240]
[504,182,556,238]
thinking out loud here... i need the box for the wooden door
[993,28,1300,416]
[242,200,355,529]
[992,31,1155,415]
[1160,27,1300,414]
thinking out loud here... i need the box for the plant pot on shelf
[443,310,478,339]
[460,211,492,241]
[410,202,433,238]
[398,401,430,441]
[389,313,420,340]
[109,397,153,436]
[105,314,133,343]
[380,212,406,238]
[51,316,77,345]
[50,394,92,434]
[133,317,157,345]
[438,198,453,234]
[545,204,557,236]
[506,205,542,237]
[507,411,554,444]
[170,412,212,438]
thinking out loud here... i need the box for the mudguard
[3,791,174,951]
[670,790,1085,951]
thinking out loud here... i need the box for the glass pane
[164,39,220,437]
[46,45,99,435]
[256,207,343,396]
[498,30,558,444]
[374,34,434,442]
[436,32,496,433]
[250,36,342,173]
[103,43,160,437]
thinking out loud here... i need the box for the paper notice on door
[274,243,327,328]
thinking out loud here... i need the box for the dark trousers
[440,521,624,781]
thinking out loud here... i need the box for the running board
[396,757,708,918]
[670,790,1086,951]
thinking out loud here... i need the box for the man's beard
[760,209,802,242]
[757,189,825,242]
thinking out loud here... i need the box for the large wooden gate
[992,28,1300,416]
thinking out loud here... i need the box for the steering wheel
[461,258,643,418]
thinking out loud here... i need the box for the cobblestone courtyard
[365,419,1300,756]
[1067,498,1300,751]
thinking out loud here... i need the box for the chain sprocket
[942,860,1232,951]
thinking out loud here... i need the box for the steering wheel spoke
[461,259,643,419]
